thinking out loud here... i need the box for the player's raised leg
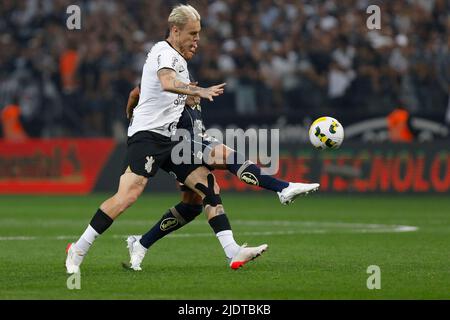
[65,169,148,274]
[126,188,203,270]
[207,144,320,205]
[184,166,268,269]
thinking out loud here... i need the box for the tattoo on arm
[158,68,201,95]
[173,80,200,92]
[173,80,189,90]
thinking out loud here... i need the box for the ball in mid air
[309,116,344,149]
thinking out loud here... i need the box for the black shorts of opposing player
[177,106,219,170]
[124,130,203,184]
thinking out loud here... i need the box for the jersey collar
[165,40,185,60]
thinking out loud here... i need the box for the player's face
[177,19,201,60]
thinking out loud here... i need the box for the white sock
[216,230,240,259]
[75,225,99,254]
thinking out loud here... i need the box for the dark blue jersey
[177,105,205,139]
[176,70,205,136]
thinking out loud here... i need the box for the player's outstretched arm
[158,68,226,101]
[126,86,140,120]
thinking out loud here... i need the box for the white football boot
[229,243,268,270]
[277,182,320,205]
[126,235,147,271]
[65,243,85,274]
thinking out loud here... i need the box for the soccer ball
[309,116,344,149]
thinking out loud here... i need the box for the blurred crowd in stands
[0,0,449,138]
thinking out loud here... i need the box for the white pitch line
[0,219,419,241]
[394,226,419,232]
[0,236,37,241]
[0,231,325,241]
[0,218,420,229]
[0,224,418,241]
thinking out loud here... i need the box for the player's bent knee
[126,194,139,206]
[195,173,222,207]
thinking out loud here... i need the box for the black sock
[226,152,289,192]
[139,202,202,249]
[208,214,232,234]
[89,209,113,234]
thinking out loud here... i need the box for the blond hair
[168,4,201,29]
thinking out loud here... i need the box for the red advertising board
[0,139,116,194]
[214,143,450,194]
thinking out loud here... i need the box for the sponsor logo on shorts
[160,218,178,231]
[240,172,259,186]
[145,156,155,174]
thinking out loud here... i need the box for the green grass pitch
[0,193,449,299]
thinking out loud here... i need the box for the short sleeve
[156,48,179,72]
